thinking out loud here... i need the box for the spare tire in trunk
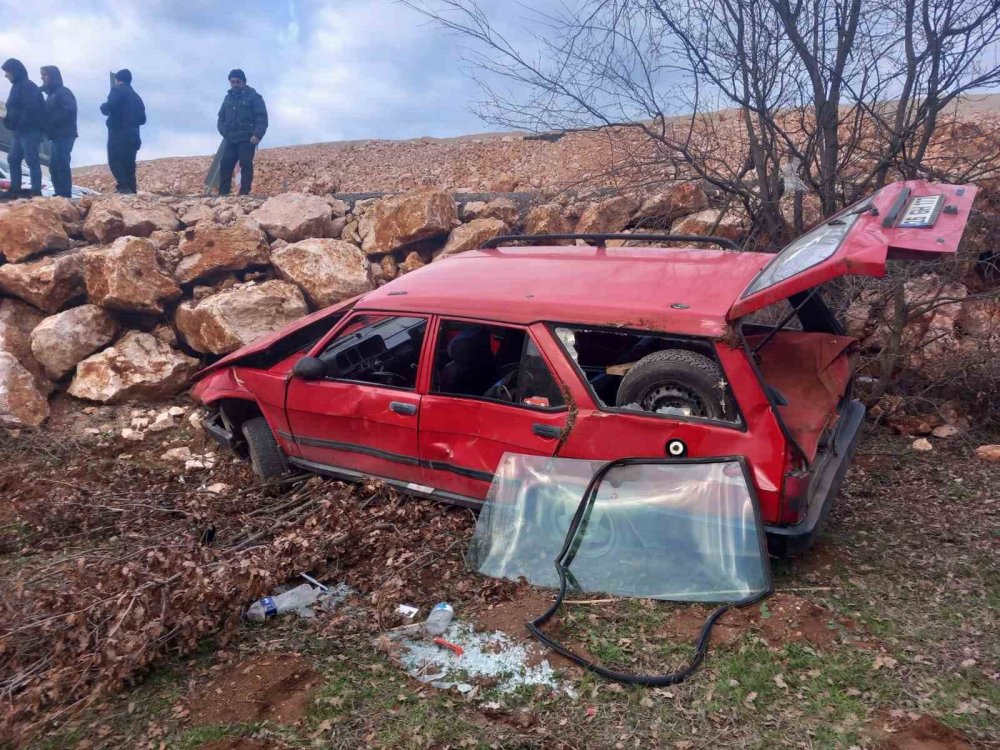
[615,349,726,419]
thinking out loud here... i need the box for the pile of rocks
[0,182,713,427]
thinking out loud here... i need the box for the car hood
[193,295,359,379]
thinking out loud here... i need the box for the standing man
[100,69,146,194]
[40,66,77,199]
[1,58,45,197]
[217,69,267,195]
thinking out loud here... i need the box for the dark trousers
[8,129,43,194]
[218,139,256,195]
[108,131,140,194]
[49,136,76,198]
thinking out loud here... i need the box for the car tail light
[0,179,9,190]
[780,454,811,524]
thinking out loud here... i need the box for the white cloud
[0,0,527,168]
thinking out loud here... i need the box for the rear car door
[418,318,569,501]
[729,181,978,320]
[284,313,429,484]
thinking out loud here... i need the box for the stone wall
[0,183,712,427]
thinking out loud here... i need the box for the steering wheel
[369,371,409,387]
[486,363,520,402]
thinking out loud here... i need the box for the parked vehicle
[191,180,977,554]
[0,157,97,198]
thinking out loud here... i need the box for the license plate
[898,194,944,228]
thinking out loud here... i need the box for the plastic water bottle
[246,584,319,622]
[424,602,454,635]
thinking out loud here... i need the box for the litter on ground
[390,622,564,695]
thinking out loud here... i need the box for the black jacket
[1,58,45,133]
[40,66,78,139]
[100,83,146,134]
[217,86,267,143]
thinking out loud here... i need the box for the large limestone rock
[633,183,709,226]
[179,203,219,227]
[82,197,181,244]
[0,251,86,313]
[0,299,52,394]
[271,238,375,308]
[30,304,119,379]
[460,198,519,225]
[250,192,334,242]
[175,280,308,354]
[68,331,199,403]
[0,353,49,427]
[522,204,572,242]
[436,218,508,260]
[361,189,458,255]
[173,223,270,284]
[84,237,183,314]
[671,209,745,242]
[0,202,71,262]
[574,196,636,235]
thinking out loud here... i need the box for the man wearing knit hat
[216,69,268,195]
[100,69,146,193]
[1,58,45,197]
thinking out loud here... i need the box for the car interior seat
[439,327,499,396]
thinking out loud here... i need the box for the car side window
[432,320,564,409]
[318,314,426,389]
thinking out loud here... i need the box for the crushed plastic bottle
[246,583,320,622]
[424,602,454,635]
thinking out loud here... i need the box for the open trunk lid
[729,180,978,320]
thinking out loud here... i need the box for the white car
[0,157,97,198]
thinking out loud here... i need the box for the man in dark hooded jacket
[40,66,77,198]
[1,58,45,197]
[100,69,146,194]
[216,69,267,195]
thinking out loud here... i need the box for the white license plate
[898,194,944,228]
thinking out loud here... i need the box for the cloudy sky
[0,0,526,167]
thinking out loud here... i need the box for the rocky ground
[0,401,996,749]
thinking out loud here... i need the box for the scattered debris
[912,438,933,451]
[389,622,562,695]
[397,604,419,620]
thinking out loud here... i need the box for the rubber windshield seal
[526,456,773,686]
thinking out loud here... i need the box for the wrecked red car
[191,180,977,554]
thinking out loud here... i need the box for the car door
[729,180,978,320]
[418,318,569,501]
[284,312,430,485]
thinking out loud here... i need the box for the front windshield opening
[743,198,873,297]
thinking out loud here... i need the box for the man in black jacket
[100,69,146,194]
[1,58,45,197]
[217,69,267,195]
[40,66,77,198]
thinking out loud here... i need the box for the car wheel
[615,350,726,420]
[243,417,289,480]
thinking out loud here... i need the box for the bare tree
[406,0,1000,242]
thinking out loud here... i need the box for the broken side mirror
[292,356,327,380]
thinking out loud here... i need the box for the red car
[192,181,977,554]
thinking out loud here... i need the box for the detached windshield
[468,454,770,603]
[744,199,872,296]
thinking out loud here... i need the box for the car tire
[615,349,726,420]
[243,417,289,480]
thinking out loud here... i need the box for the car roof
[357,245,774,337]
